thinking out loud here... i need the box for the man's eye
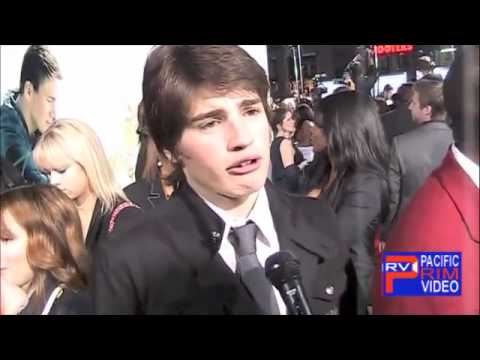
[54,169,66,174]
[200,120,220,129]
[245,108,261,116]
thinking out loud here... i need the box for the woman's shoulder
[123,178,151,197]
[271,136,288,149]
[49,286,94,315]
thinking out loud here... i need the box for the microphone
[265,251,312,315]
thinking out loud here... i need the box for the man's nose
[227,117,253,151]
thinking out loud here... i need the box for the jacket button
[325,286,335,295]
[211,231,221,239]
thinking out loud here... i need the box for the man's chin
[221,180,266,199]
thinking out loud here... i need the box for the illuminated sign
[374,45,415,56]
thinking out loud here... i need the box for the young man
[374,45,479,314]
[0,45,61,184]
[94,45,348,315]
[384,79,454,233]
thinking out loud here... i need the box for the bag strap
[108,202,140,234]
[41,285,65,315]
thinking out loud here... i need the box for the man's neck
[15,95,36,135]
[191,182,260,219]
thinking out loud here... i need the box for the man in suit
[381,82,417,144]
[374,45,479,314]
[384,79,454,235]
[93,45,348,315]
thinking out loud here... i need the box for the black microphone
[265,251,312,315]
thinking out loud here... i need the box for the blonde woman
[33,119,141,251]
[0,185,92,315]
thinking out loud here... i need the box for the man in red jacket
[373,45,479,315]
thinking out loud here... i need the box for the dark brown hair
[413,79,447,120]
[20,45,61,93]
[142,45,270,184]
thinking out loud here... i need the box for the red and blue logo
[382,252,462,296]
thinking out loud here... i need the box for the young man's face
[28,78,58,133]
[176,88,271,205]
[409,90,431,124]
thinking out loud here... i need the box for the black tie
[230,221,280,315]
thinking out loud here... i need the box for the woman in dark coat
[307,91,390,314]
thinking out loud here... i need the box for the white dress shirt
[451,144,479,188]
[202,187,287,315]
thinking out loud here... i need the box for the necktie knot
[230,221,258,257]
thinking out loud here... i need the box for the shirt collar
[201,187,275,248]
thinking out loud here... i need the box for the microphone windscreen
[265,251,301,289]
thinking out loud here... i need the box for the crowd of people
[0,45,478,315]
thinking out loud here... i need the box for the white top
[297,145,315,163]
[451,144,479,188]
[202,187,286,315]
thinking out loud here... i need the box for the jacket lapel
[194,253,262,314]
[435,150,479,243]
[265,181,338,260]
[174,181,261,314]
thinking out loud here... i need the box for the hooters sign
[374,45,415,56]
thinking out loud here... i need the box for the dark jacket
[85,198,143,252]
[20,274,93,315]
[381,103,418,144]
[324,168,389,314]
[0,92,48,184]
[123,177,167,210]
[298,150,329,195]
[385,120,454,233]
[0,156,27,192]
[270,136,304,193]
[94,181,349,315]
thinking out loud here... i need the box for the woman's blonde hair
[0,185,88,308]
[33,119,127,213]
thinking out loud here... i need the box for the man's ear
[23,81,34,98]
[423,105,433,118]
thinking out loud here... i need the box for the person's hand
[0,278,28,315]
[346,79,356,91]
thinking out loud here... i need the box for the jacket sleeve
[93,240,140,314]
[276,164,303,193]
[335,172,383,310]
[383,139,402,240]
[1,120,48,184]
